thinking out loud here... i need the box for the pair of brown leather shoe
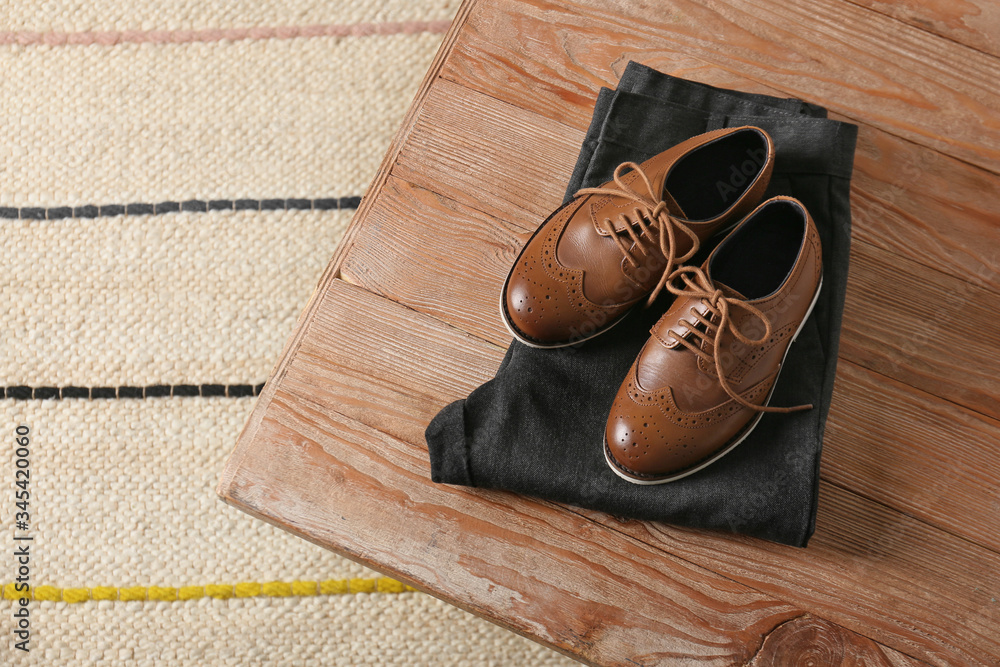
[501,127,821,484]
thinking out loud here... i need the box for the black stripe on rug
[0,196,362,220]
[1,384,266,400]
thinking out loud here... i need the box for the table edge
[215,0,480,501]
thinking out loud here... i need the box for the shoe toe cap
[503,255,596,346]
[605,396,720,480]
[504,267,562,344]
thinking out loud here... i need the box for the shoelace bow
[664,265,813,413]
[577,161,700,307]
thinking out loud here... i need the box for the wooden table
[217,0,1000,663]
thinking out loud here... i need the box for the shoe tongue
[713,279,748,301]
[592,177,689,236]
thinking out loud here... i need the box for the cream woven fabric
[0,1,573,663]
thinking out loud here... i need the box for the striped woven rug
[0,1,573,663]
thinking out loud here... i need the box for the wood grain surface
[359,77,1000,427]
[220,0,1000,663]
[840,243,1000,420]
[844,0,1000,58]
[849,128,1000,293]
[442,0,1000,285]
[340,176,530,344]
[249,277,1000,665]
[445,0,1000,173]
[393,78,579,223]
[748,615,925,667]
[225,278,941,666]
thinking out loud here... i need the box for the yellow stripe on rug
[1,577,418,603]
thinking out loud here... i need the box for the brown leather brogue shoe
[501,126,774,348]
[604,196,822,484]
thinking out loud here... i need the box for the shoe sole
[604,275,824,485]
[499,288,635,349]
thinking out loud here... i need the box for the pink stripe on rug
[0,20,451,47]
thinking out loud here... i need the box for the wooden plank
[445,0,1000,173]
[849,129,1000,295]
[822,358,1000,551]
[840,243,1000,420]
[569,477,1000,666]
[342,171,1000,435]
[844,0,1000,59]
[340,176,527,345]
[222,278,998,664]
[285,278,505,449]
[392,78,580,225]
[439,15,1000,305]
[371,163,995,432]
[304,253,1000,561]
[221,385,808,666]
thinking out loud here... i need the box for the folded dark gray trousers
[426,62,858,547]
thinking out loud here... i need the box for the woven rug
[0,1,574,663]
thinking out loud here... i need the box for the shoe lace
[576,161,700,307]
[664,265,813,413]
